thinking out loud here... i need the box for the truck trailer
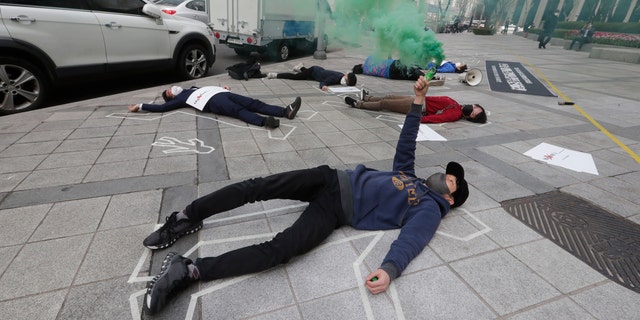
[209,0,327,61]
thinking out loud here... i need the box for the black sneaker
[264,116,280,129]
[145,253,196,315]
[286,97,301,119]
[359,88,369,101]
[143,212,203,250]
[344,96,357,108]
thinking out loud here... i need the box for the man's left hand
[128,104,140,112]
[365,269,390,294]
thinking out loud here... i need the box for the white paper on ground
[399,124,447,141]
[524,142,599,175]
[328,86,361,93]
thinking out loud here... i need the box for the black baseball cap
[446,162,469,208]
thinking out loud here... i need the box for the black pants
[276,67,314,80]
[570,36,590,49]
[185,165,346,281]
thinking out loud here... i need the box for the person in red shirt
[344,91,487,124]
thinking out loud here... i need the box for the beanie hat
[446,162,469,208]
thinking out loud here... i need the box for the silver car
[154,0,209,23]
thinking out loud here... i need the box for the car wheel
[177,44,209,80]
[270,42,290,62]
[0,57,49,114]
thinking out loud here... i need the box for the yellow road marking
[517,57,640,164]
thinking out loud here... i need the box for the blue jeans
[185,166,347,281]
[207,92,285,126]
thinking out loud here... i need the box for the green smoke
[327,0,444,67]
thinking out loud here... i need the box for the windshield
[155,0,184,5]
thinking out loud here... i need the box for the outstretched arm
[129,98,187,113]
[392,77,429,173]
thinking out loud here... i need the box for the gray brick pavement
[0,33,639,319]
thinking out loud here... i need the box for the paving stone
[0,245,21,275]
[298,148,343,168]
[571,282,640,320]
[74,224,150,285]
[96,146,151,163]
[55,136,111,152]
[30,197,110,241]
[330,145,376,164]
[0,234,92,300]
[144,154,197,176]
[33,119,84,132]
[58,276,146,320]
[38,150,102,169]
[16,165,91,190]
[0,171,28,192]
[450,250,561,315]
[254,136,295,154]
[200,268,295,320]
[395,266,495,320]
[264,151,307,174]
[474,207,542,247]
[360,141,396,160]
[299,288,395,320]
[507,239,607,293]
[222,139,261,157]
[507,297,597,320]
[0,290,67,320]
[561,183,639,218]
[83,160,146,182]
[226,155,269,180]
[16,129,73,143]
[100,190,162,230]
[67,126,118,139]
[286,241,361,302]
[0,140,61,158]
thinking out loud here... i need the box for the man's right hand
[128,104,140,112]
[413,76,428,105]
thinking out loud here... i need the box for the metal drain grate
[502,191,640,293]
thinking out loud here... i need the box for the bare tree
[436,0,453,32]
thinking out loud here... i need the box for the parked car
[0,0,216,114]
[153,0,209,23]
[500,24,518,34]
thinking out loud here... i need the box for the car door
[1,0,106,68]
[88,0,171,66]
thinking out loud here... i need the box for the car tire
[0,57,49,114]
[177,44,209,80]
[270,41,290,62]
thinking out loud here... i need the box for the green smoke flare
[328,0,444,67]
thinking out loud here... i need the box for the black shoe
[143,212,203,250]
[145,253,196,315]
[359,88,369,101]
[344,96,357,108]
[286,97,301,119]
[264,116,280,129]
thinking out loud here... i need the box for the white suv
[0,0,216,113]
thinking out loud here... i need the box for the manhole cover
[502,191,640,293]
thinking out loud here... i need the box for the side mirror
[142,3,163,19]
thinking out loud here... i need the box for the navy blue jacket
[346,103,450,279]
[309,66,344,88]
[140,89,197,112]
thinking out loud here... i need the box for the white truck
[209,0,327,61]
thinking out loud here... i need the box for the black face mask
[462,104,473,117]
